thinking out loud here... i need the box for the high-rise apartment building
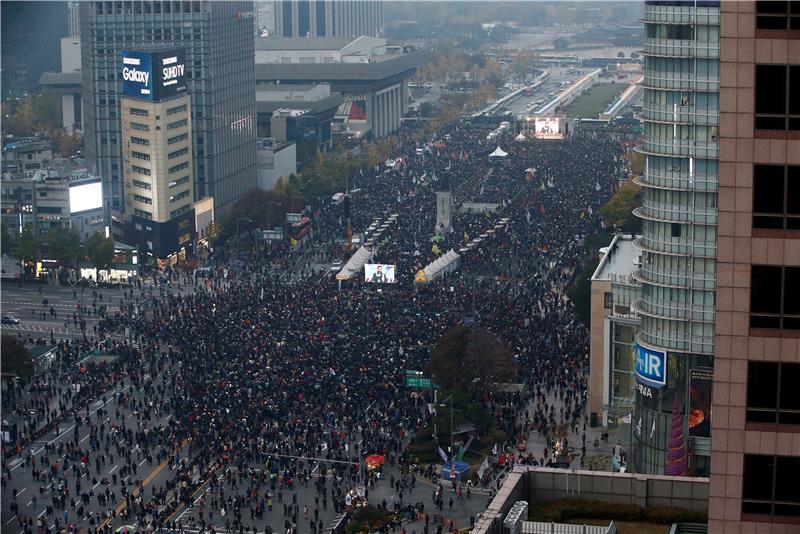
[80,0,257,222]
[274,0,382,38]
[709,1,800,532]
[120,48,195,260]
[632,0,720,476]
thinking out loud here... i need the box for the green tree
[425,325,516,391]
[566,259,599,326]
[600,183,641,230]
[13,224,41,278]
[1,220,11,255]
[84,231,115,269]
[2,92,62,137]
[46,227,81,268]
[1,335,35,377]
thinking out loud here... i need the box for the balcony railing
[642,5,720,26]
[644,38,720,59]
[638,137,719,159]
[642,73,719,93]
[636,329,715,356]
[633,266,716,291]
[633,173,719,193]
[632,297,715,323]
[633,201,718,226]
[642,103,719,126]
[634,235,717,258]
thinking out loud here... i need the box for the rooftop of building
[591,234,641,281]
[254,36,362,51]
[254,49,430,82]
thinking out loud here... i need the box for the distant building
[588,234,642,430]
[0,170,71,247]
[274,0,382,38]
[257,139,297,191]
[80,0,257,221]
[255,37,428,139]
[119,48,195,262]
[256,84,342,155]
[39,37,83,134]
[2,139,53,176]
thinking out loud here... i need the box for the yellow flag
[432,243,441,255]
[463,231,469,241]
[290,238,298,246]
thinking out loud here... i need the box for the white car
[330,260,343,272]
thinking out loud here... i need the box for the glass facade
[80,0,257,218]
[632,0,719,475]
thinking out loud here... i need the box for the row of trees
[4,222,116,272]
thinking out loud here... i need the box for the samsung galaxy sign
[635,343,667,388]
[121,49,186,101]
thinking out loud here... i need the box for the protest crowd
[2,117,634,534]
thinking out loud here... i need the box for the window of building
[167,104,187,116]
[134,209,152,219]
[133,180,151,190]
[168,148,189,160]
[169,190,190,203]
[168,162,189,174]
[133,194,152,205]
[131,165,151,176]
[167,133,188,145]
[130,122,149,132]
[129,107,149,117]
[743,454,800,517]
[755,65,800,131]
[747,362,800,424]
[750,265,800,329]
[753,165,800,230]
[604,292,613,309]
[130,136,150,146]
[168,176,190,188]
[131,151,151,161]
[756,1,800,30]
[167,119,188,130]
[171,205,190,218]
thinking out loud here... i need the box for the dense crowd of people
[2,117,634,534]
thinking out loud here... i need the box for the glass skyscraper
[632,0,720,475]
[80,0,257,219]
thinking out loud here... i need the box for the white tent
[336,246,374,280]
[515,133,527,142]
[420,249,461,282]
[489,146,508,158]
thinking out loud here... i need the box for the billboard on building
[635,342,666,388]
[534,118,562,140]
[364,264,396,284]
[121,48,186,101]
[688,367,713,438]
[69,181,103,214]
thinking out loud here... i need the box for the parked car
[1,315,21,324]
[330,260,343,272]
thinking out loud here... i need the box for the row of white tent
[336,214,399,281]
[417,216,511,283]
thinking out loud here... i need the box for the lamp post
[438,394,455,477]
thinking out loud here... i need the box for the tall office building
[120,48,195,261]
[68,1,81,38]
[709,1,800,532]
[80,0,257,223]
[274,0,382,38]
[632,0,720,475]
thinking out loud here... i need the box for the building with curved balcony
[632,0,719,477]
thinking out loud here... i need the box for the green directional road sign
[406,376,436,388]
[405,369,422,377]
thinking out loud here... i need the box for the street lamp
[436,394,455,477]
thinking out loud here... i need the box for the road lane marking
[5,515,16,525]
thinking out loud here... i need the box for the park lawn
[564,83,627,118]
